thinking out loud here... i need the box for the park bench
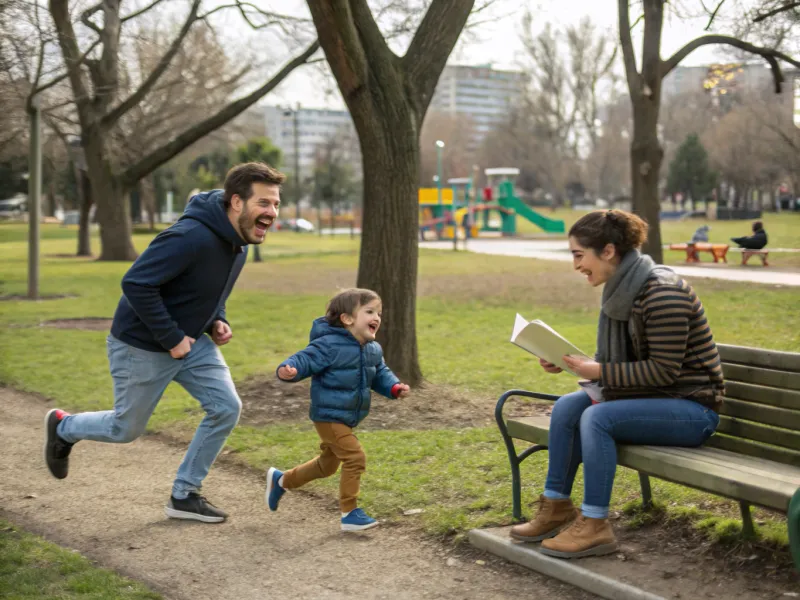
[495,344,800,570]
[668,242,730,263]
[741,249,769,267]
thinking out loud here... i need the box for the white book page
[510,314,590,376]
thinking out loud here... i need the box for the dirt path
[0,388,592,600]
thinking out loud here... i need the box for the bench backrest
[711,344,800,467]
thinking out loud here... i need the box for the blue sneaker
[265,467,285,512]
[341,508,378,532]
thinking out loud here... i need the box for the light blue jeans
[543,391,719,519]
[58,335,241,499]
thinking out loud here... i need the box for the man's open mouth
[254,218,272,235]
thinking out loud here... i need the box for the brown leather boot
[539,514,618,558]
[509,495,579,542]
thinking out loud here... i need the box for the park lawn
[1,223,798,547]
[0,520,161,600]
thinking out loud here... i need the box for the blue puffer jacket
[278,318,400,427]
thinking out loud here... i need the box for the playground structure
[419,167,565,241]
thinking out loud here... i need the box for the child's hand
[395,383,410,398]
[277,365,297,381]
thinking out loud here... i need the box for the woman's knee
[551,391,591,428]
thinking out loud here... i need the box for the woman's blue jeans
[543,391,719,519]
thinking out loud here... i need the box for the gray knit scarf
[596,250,662,364]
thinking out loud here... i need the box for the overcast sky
[252,0,756,110]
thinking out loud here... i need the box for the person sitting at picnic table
[690,225,710,244]
[730,221,767,250]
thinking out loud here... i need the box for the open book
[510,313,591,377]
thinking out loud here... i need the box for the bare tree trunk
[353,103,422,385]
[630,100,664,261]
[85,137,137,261]
[140,176,157,231]
[75,167,92,257]
[330,201,335,236]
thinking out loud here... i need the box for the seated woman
[731,221,767,250]
[510,209,724,559]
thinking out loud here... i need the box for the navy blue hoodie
[110,190,249,352]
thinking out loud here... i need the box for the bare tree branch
[661,35,800,92]
[403,0,475,108]
[704,0,727,30]
[753,1,800,22]
[50,0,92,115]
[618,0,640,92]
[34,38,101,95]
[119,40,319,186]
[101,0,202,128]
[306,0,368,99]
[121,0,168,23]
[80,2,103,34]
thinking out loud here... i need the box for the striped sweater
[599,273,725,410]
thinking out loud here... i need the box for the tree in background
[665,134,717,211]
[616,0,799,262]
[48,0,318,260]
[312,132,361,234]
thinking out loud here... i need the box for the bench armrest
[495,389,559,431]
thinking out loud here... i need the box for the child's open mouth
[368,323,378,333]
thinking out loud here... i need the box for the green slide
[500,196,566,234]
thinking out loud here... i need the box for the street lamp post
[27,95,42,300]
[284,104,302,221]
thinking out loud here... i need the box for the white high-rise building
[264,105,359,180]
[430,64,526,143]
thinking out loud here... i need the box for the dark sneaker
[341,508,378,532]
[265,467,285,512]
[164,493,228,523]
[44,409,73,479]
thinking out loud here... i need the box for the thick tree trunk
[77,170,92,257]
[85,136,137,261]
[353,103,422,386]
[630,101,664,263]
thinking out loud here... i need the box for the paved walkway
[420,240,800,287]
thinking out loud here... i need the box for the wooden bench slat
[705,434,800,468]
[724,381,800,411]
[717,416,800,451]
[719,344,800,373]
[722,363,800,390]
[651,445,800,483]
[505,416,800,511]
[720,398,800,431]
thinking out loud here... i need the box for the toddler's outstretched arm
[276,341,332,382]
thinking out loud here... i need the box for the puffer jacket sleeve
[277,340,332,382]
[372,357,400,399]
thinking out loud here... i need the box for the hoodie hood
[309,316,357,343]
[181,190,247,246]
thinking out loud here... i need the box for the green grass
[0,520,161,599]
[1,223,798,551]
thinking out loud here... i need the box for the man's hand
[277,365,298,381]
[539,358,563,374]
[211,320,233,346]
[395,383,410,398]
[562,355,601,380]
[170,336,195,359]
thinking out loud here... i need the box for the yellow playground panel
[418,188,454,205]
